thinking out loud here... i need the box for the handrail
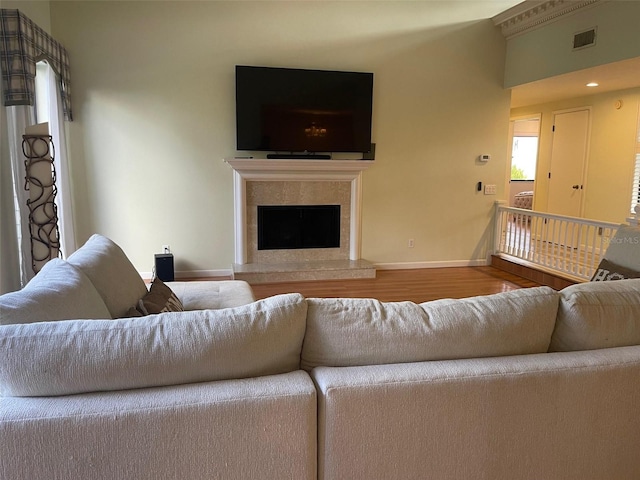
[493,203,620,282]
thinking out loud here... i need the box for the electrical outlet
[484,184,497,195]
[408,239,414,248]
[162,245,171,254]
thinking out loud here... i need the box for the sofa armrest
[166,280,255,310]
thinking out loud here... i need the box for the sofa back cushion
[549,279,640,352]
[0,293,306,397]
[67,234,148,318]
[0,259,111,325]
[301,286,559,370]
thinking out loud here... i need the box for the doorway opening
[508,116,540,209]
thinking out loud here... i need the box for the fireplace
[247,181,350,264]
[258,205,341,250]
[225,158,376,282]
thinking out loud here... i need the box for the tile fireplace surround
[225,158,376,283]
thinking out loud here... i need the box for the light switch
[484,184,497,195]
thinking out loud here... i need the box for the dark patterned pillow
[591,258,640,282]
[127,278,184,316]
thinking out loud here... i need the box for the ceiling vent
[573,27,597,50]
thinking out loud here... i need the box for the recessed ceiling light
[586,82,599,87]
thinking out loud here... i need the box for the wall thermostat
[479,154,491,162]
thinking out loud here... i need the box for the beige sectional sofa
[1,235,640,479]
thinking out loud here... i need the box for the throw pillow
[591,258,640,281]
[0,259,111,325]
[129,278,184,316]
[66,234,149,318]
[597,224,640,271]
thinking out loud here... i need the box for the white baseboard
[177,269,234,279]
[139,269,233,281]
[374,259,488,270]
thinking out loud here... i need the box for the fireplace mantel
[224,158,374,265]
[225,158,374,179]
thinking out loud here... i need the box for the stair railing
[493,202,620,282]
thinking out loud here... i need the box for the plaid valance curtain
[0,9,72,121]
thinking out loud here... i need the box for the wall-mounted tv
[235,65,373,158]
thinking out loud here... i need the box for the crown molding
[493,0,603,39]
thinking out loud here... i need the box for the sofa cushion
[166,280,255,310]
[0,293,306,397]
[301,286,559,370]
[0,259,111,325]
[549,279,640,352]
[67,234,148,318]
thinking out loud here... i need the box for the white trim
[374,259,488,270]
[225,158,374,175]
[232,170,247,265]
[140,269,233,281]
[492,0,601,39]
[224,158,374,265]
[350,175,363,260]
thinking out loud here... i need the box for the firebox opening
[258,205,340,250]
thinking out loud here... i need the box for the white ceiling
[509,53,640,109]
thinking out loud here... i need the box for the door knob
[572,184,580,189]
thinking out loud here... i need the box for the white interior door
[547,108,590,217]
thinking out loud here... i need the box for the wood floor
[250,266,541,303]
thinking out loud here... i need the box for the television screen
[235,66,373,155]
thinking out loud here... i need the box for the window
[630,105,640,215]
[511,136,539,180]
[510,117,540,181]
[35,61,52,123]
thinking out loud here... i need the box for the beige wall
[504,1,640,88]
[1,0,51,32]
[49,1,513,274]
[511,87,640,223]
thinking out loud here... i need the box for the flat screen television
[235,65,373,158]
